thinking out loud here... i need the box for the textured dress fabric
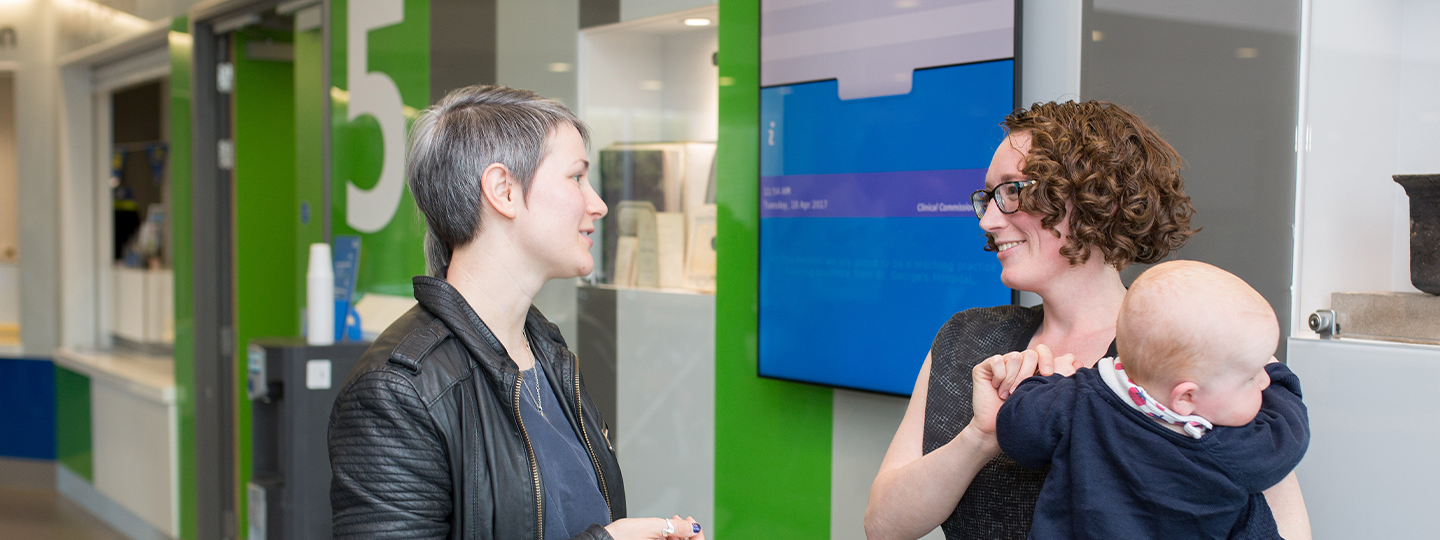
[328,276,625,540]
[924,305,1049,540]
[924,305,1120,539]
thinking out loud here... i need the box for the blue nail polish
[693,523,702,533]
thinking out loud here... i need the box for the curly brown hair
[987,101,1197,270]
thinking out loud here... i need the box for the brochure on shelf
[684,204,718,293]
[614,236,639,287]
[599,142,717,291]
[656,211,687,289]
[618,200,660,288]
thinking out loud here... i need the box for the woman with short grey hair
[329,85,704,540]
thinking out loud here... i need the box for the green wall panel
[330,0,429,297]
[296,26,325,289]
[54,365,92,482]
[713,1,834,538]
[167,16,197,540]
[232,27,299,538]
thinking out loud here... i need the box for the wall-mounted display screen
[758,0,1016,395]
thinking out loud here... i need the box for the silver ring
[662,519,675,536]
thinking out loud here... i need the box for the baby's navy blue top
[996,363,1309,540]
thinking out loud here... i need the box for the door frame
[187,0,306,536]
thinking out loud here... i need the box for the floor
[0,486,129,540]
[0,459,127,540]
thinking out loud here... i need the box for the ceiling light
[683,18,711,27]
[1236,48,1259,59]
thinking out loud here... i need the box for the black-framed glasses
[970,180,1036,219]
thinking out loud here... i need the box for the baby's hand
[1055,354,1079,376]
[994,345,1079,399]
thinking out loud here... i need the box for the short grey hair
[406,85,590,277]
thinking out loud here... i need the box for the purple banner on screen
[760,168,987,218]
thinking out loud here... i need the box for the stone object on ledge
[1394,174,1439,295]
[1332,291,1440,345]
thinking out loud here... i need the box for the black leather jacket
[329,276,625,540]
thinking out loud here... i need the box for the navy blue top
[996,363,1309,540]
[519,364,611,540]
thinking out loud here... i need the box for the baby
[996,260,1309,540]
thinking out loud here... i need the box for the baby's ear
[1168,382,1199,416]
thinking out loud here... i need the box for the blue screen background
[758,60,1014,395]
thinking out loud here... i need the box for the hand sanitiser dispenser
[246,338,369,540]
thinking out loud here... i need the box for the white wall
[1021,0,1083,106]
[5,0,64,355]
[659,29,718,143]
[1292,0,1440,337]
[498,0,580,107]
[831,390,939,540]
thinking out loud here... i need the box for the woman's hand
[604,516,704,540]
[971,345,1078,435]
[991,345,1078,399]
[968,355,1008,436]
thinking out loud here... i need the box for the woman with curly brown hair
[863,101,1311,540]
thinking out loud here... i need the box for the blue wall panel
[0,358,57,460]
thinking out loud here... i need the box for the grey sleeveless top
[925,305,1046,539]
[924,305,1119,539]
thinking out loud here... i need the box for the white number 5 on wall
[345,0,406,233]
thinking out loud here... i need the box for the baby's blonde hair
[1117,261,1277,387]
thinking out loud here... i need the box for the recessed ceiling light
[684,18,712,27]
[1236,47,1259,59]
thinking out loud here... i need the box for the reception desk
[52,347,177,539]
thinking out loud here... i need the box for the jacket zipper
[572,354,613,517]
[513,371,543,539]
